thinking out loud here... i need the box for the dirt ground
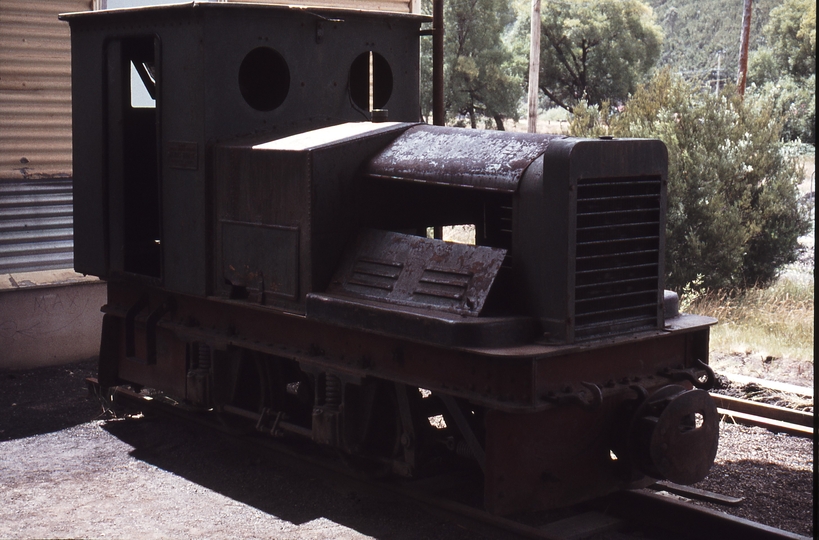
[0,358,485,540]
[0,358,814,539]
[710,352,814,391]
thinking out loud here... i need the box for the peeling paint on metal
[365,125,563,192]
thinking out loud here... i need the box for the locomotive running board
[307,228,536,347]
[305,293,536,348]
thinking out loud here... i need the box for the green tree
[647,0,780,77]
[749,0,816,82]
[751,74,815,144]
[747,0,816,143]
[514,0,662,112]
[571,70,811,291]
[420,0,521,129]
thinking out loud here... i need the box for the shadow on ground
[0,358,483,539]
[101,413,487,540]
[0,357,101,442]
[693,460,814,537]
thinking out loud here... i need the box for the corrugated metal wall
[230,0,416,13]
[0,0,88,180]
[0,0,88,273]
[0,179,74,273]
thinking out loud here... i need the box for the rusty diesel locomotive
[62,3,719,515]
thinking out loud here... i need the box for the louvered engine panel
[574,176,662,339]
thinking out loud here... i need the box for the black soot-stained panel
[327,229,506,316]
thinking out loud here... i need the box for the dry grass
[685,277,814,369]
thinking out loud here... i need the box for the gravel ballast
[0,359,813,538]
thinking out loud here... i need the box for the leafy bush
[748,75,816,144]
[747,0,816,143]
[570,70,812,292]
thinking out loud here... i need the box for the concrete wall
[0,269,105,370]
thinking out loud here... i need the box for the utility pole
[527,0,541,133]
[737,0,752,96]
[715,49,722,96]
[432,0,445,126]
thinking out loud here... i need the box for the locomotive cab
[63,2,426,296]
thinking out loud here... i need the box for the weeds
[686,277,814,365]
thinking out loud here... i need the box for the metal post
[737,0,752,96]
[527,0,542,133]
[432,0,445,126]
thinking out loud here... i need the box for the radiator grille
[574,176,662,338]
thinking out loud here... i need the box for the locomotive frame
[62,2,719,515]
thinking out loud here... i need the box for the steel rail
[710,394,813,426]
[718,373,813,397]
[710,393,814,438]
[647,480,745,506]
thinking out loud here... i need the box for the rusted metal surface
[103,282,715,413]
[67,3,722,519]
[102,281,538,412]
[483,381,719,515]
[365,125,559,192]
[514,138,668,343]
[215,122,412,311]
[306,293,537,348]
[85,373,802,540]
[484,403,644,514]
[573,175,663,339]
[100,279,718,514]
[624,385,719,485]
[326,229,506,316]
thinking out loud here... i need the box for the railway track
[711,394,813,437]
[711,374,814,438]
[87,378,812,540]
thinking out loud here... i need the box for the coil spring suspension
[446,438,476,460]
[197,343,211,370]
[324,374,341,409]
